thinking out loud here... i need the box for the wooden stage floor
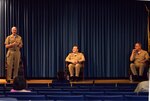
[0,79,139,85]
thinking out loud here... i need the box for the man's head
[72,45,79,53]
[13,76,27,90]
[135,42,142,51]
[11,26,17,35]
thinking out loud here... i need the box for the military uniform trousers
[6,50,20,80]
[68,63,82,77]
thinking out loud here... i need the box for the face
[11,27,17,35]
[72,46,78,53]
[134,43,141,51]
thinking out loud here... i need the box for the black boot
[133,75,138,81]
[69,76,74,82]
[75,76,79,82]
[6,80,10,83]
[139,76,143,82]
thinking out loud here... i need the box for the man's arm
[5,37,15,49]
[141,51,149,63]
[18,37,23,48]
[5,43,15,48]
[130,49,136,62]
[65,53,73,63]
[145,52,149,61]
[78,53,85,63]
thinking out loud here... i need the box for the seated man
[130,42,149,81]
[65,45,85,81]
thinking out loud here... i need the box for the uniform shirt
[5,34,23,51]
[131,50,149,64]
[65,52,85,63]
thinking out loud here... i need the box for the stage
[0,79,139,86]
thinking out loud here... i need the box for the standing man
[130,42,149,81]
[5,26,23,83]
[65,45,85,81]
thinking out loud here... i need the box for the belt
[8,49,19,52]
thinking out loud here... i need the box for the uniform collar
[137,49,143,54]
[72,52,79,56]
[10,34,18,38]
[73,52,79,54]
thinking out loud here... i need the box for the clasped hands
[72,60,79,64]
[11,42,20,47]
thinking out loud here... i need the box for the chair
[105,92,137,96]
[85,95,123,100]
[38,91,71,95]
[6,92,37,95]
[0,98,18,101]
[0,95,5,97]
[72,91,104,95]
[90,88,119,92]
[63,88,89,92]
[124,95,148,101]
[129,60,149,81]
[6,95,46,100]
[65,61,85,80]
[137,92,148,96]
[28,84,50,88]
[47,95,84,100]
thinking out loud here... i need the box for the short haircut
[136,42,142,47]
[11,26,17,29]
[73,45,79,49]
[13,76,27,90]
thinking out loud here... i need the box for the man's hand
[12,42,18,46]
[132,49,136,54]
[130,49,137,61]
[140,60,146,63]
[72,60,78,64]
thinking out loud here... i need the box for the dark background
[0,0,149,78]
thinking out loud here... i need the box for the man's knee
[75,64,81,69]
[139,64,146,68]
[68,64,75,69]
[130,63,135,68]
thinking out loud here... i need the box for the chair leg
[82,72,84,80]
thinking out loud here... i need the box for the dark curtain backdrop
[0,0,149,78]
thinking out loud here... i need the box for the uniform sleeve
[130,53,135,62]
[5,36,9,45]
[65,53,72,62]
[78,53,85,62]
[145,51,149,61]
[20,37,23,46]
